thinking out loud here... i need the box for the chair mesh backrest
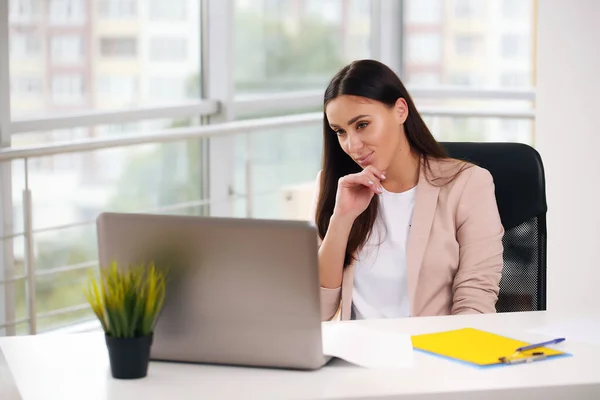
[498,215,547,312]
[440,142,548,312]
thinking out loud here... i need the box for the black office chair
[440,142,547,313]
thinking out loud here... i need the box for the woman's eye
[335,130,345,136]
[357,122,368,130]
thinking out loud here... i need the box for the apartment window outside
[407,33,442,64]
[11,76,43,94]
[450,72,475,86]
[9,0,42,22]
[149,0,186,21]
[501,34,528,59]
[234,0,371,93]
[149,37,188,62]
[455,35,479,56]
[9,3,200,116]
[402,0,535,150]
[100,37,137,58]
[502,0,529,19]
[405,0,442,24]
[500,71,530,88]
[97,75,137,102]
[97,0,137,19]
[49,0,86,25]
[407,72,441,86]
[10,33,41,58]
[51,74,84,104]
[148,77,186,102]
[454,0,484,19]
[51,35,84,65]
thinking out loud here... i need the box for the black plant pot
[105,333,153,379]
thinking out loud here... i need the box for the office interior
[0,0,599,396]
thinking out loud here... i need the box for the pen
[500,353,547,365]
[516,338,565,352]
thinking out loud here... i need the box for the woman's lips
[356,152,374,166]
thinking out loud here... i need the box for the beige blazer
[315,158,504,321]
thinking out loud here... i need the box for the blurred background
[0,0,537,335]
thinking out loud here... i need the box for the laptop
[96,212,330,370]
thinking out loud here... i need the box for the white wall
[536,0,600,314]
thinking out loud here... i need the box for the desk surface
[1,311,599,400]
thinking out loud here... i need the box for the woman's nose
[346,133,363,153]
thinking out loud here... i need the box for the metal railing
[0,90,536,335]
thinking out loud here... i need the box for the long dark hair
[315,59,459,267]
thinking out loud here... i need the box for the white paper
[527,317,600,345]
[321,322,413,368]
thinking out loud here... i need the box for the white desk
[1,311,599,400]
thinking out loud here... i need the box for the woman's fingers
[342,170,384,194]
[363,165,386,181]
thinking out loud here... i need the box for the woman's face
[325,95,408,172]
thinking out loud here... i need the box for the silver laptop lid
[96,212,326,370]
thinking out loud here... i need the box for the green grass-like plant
[84,261,167,338]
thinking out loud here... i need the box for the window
[100,37,137,58]
[49,0,86,24]
[149,0,186,21]
[10,33,41,57]
[9,0,42,22]
[501,34,528,59]
[454,0,484,18]
[407,72,441,86]
[98,0,137,19]
[500,72,530,88]
[51,35,84,65]
[97,75,137,102]
[405,0,442,24]
[234,0,371,93]
[149,38,188,62]
[11,76,43,94]
[51,74,84,104]
[9,6,200,116]
[148,77,186,102]
[455,35,479,56]
[404,0,534,90]
[502,0,529,19]
[406,33,442,64]
[450,73,475,86]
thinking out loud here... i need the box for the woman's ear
[394,98,409,124]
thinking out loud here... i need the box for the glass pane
[16,322,29,336]
[426,116,534,145]
[8,0,202,119]
[4,133,222,331]
[239,123,322,220]
[234,0,372,94]
[13,139,209,231]
[38,308,95,333]
[402,0,535,89]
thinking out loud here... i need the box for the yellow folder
[411,327,567,367]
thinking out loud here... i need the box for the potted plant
[84,261,167,379]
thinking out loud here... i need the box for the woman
[313,59,504,321]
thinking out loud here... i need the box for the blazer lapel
[406,162,440,314]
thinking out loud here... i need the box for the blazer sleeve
[310,170,343,321]
[452,166,504,315]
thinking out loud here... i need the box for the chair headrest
[440,142,547,231]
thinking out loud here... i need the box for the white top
[1,311,599,399]
[352,186,416,320]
